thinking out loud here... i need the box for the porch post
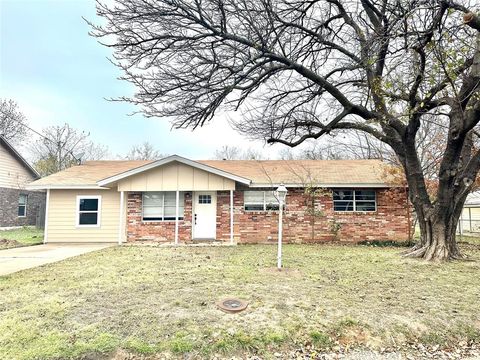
[175,190,180,245]
[118,191,125,245]
[230,189,234,244]
[44,189,50,244]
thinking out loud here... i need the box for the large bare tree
[0,99,28,143]
[32,124,109,176]
[214,145,266,159]
[91,0,480,260]
[124,141,166,160]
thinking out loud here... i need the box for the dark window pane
[334,202,354,211]
[163,216,185,221]
[198,195,211,204]
[355,201,376,211]
[333,190,353,201]
[79,212,98,225]
[245,204,265,211]
[266,203,280,210]
[79,199,98,211]
[18,206,26,217]
[355,190,376,200]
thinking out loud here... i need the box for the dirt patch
[0,239,22,249]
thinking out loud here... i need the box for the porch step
[191,238,220,244]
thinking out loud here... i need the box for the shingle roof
[28,158,394,188]
[199,159,390,186]
[29,160,152,187]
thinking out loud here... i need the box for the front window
[143,192,185,221]
[198,194,211,204]
[244,190,282,211]
[18,194,27,217]
[333,190,376,212]
[77,196,101,226]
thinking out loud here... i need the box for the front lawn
[0,243,479,359]
[0,227,43,249]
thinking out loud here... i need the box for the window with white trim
[198,194,211,204]
[18,194,27,217]
[333,190,376,212]
[142,192,185,221]
[77,196,101,226]
[244,190,282,211]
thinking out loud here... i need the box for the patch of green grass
[419,331,447,345]
[0,244,479,359]
[309,331,332,348]
[124,338,157,354]
[0,226,43,249]
[168,333,195,354]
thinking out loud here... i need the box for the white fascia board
[26,185,110,190]
[97,155,252,186]
[248,183,395,188]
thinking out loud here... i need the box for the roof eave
[26,184,111,190]
[248,182,399,188]
[97,155,252,187]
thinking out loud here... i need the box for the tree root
[399,242,424,255]
[402,244,466,261]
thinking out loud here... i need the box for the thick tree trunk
[403,203,464,261]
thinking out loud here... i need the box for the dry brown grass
[0,243,479,359]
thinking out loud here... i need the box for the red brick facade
[126,187,411,244]
[127,192,193,243]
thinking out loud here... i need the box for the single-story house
[27,155,410,244]
[459,191,480,233]
[0,136,46,228]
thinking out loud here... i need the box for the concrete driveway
[0,243,114,276]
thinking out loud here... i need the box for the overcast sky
[0,0,296,159]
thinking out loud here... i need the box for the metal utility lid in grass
[216,298,248,313]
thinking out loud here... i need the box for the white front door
[193,192,217,239]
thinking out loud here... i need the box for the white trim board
[97,155,252,187]
[26,185,110,190]
[247,183,396,188]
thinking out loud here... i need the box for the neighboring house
[0,136,45,228]
[459,191,480,233]
[28,155,410,244]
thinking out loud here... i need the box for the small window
[198,195,212,204]
[18,194,27,217]
[244,190,283,211]
[143,192,185,221]
[77,196,101,226]
[333,190,376,212]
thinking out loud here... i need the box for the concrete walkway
[0,243,114,276]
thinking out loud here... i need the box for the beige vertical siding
[0,143,35,189]
[47,189,120,243]
[461,207,480,233]
[117,162,235,191]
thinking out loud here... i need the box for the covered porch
[96,156,250,245]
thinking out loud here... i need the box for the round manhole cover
[216,298,248,313]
